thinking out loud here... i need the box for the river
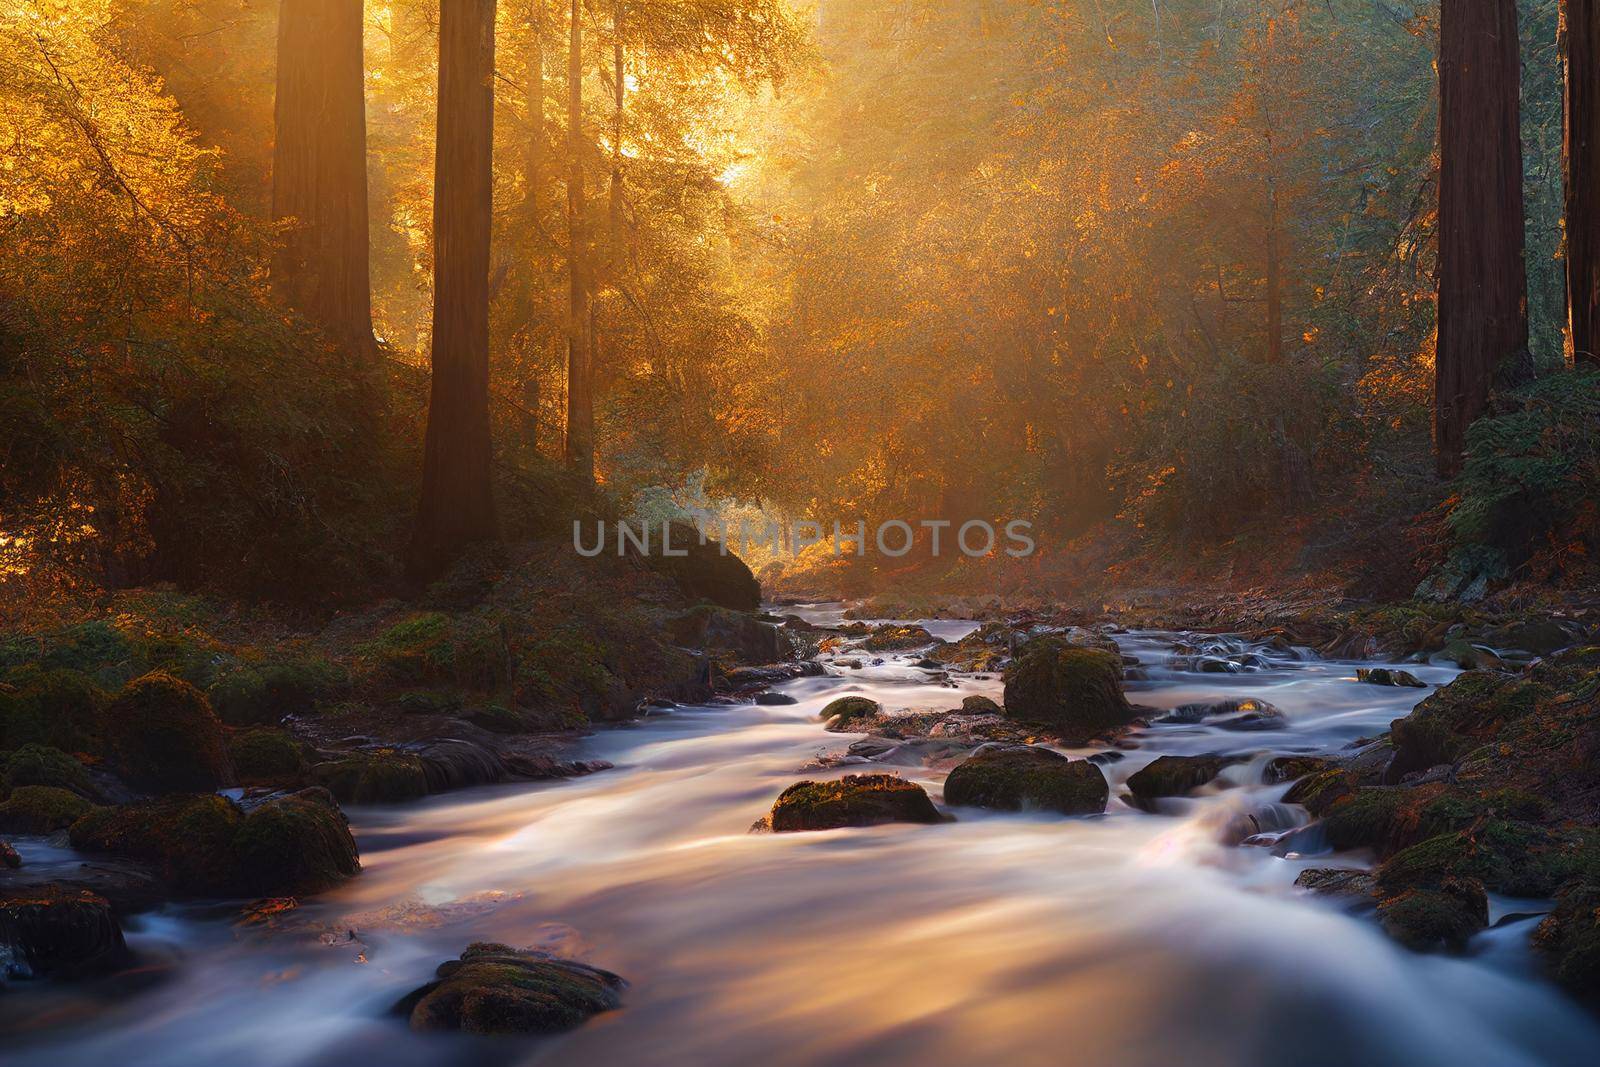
[6,608,1599,1066]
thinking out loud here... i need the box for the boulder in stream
[397,941,625,1035]
[943,746,1108,815]
[0,885,128,981]
[1355,668,1428,689]
[819,695,881,729]
[1124,754,1235,810]
[758,774,945,832]
[1002,639,1134,744]
[103,671,235,794]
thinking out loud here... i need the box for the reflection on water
[6,615,1599,1067]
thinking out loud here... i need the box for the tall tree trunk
[610,4,625,263]
[1567,0,1600,364]
[271,0,376,356]
[565,0,595,481]
[1436,0,1529,477]
[520,2,546,444]
[412,0,498,578]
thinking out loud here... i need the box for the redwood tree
[564,0,595,482]
[1568,0,1600,364]
[271,0,375,355]
[1435,0,1529,477]
[412,0,498,576]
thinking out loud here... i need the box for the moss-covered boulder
[1001,639,1133,743]
[861,625,939,652]
[1,744,94,797]
[0,665,107,753]
[1534,882,1600,999]
[960,694,1003,715]
[668,605,786,665]
[0,886,128,980]
[944,746,1107,815]
[1356,668,1427,689]
[69,789,358,897]
[1125,755,1232,810]
[206,658,346,727]
[396,941,625,1035]
[761,774,944,832]
[0,786,98,834]
[229,729,311,786]
[1282,768,1357,815]
[645,521,761,612]
[1375,878,1488,952]
[819,695,880,728]
[103,671,232,794]
[311,750,429,804]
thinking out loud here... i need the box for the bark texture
[1436,0,1529,477]
[1567,0,1600,364]
[271,0,375,355]
[412,0,499,577]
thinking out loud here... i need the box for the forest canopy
[0,0,1591,606]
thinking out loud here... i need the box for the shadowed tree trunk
[565,0,595,482]
[412,0,498,578]
[1567,0,1600,364]
[1436,0,1529,477]
[271,0,375,356]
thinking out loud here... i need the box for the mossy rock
[311,750,429,804]
[960,695,1002,715]
[944,746,1108,815]
[1264,755,1332,785]
[763,774,944,832]
[1282,769,1355,815]
[1378,821,1597,900]
[1386,671,1535,781]
[1318,787,1411,852]
[69,790,358,897]
[1,744,94,797]
[1534,882,1600,999]
[103,671,232,794]
[0,886,128,979]
[395,690,464,717]
[1125,755,1231,810]
[643,520,761,612]
[1375,878,1487,952]
[819,696,880,727]
[464,705,527,734]
[0,785,98,834]
[860,625,939,652]
[231,789,361,895]
[229,729,311,786]
[0,665,107,753]
[668,605,785,665]
[1001,640,1132,743]
[365,612,506,690]
[207,658,347,727]
[1355,668,1427,689]
[397,941,625,1035]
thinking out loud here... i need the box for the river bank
[6,583,1600,1064]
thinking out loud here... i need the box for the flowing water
[7,609,1600,1066]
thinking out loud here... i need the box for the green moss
[231,791,360,894]
[1125,755,1228,807]
[0,785,97,834]
[0,621,134,688]
[1,744,93,796]
[1320,788,1408,851]
[403,942,624,1034]
[103,671,232,793]
[229,729,310,785]
[311,750,429,804]
[1536,883,1600,998]
[365,612,506,691]
[0,665,107,752]
[944,746,1107,815]
[1283,768,1355,815]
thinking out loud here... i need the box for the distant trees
[271,0,375,356]
[412,0,499,578]
[1434,0,1529,478]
